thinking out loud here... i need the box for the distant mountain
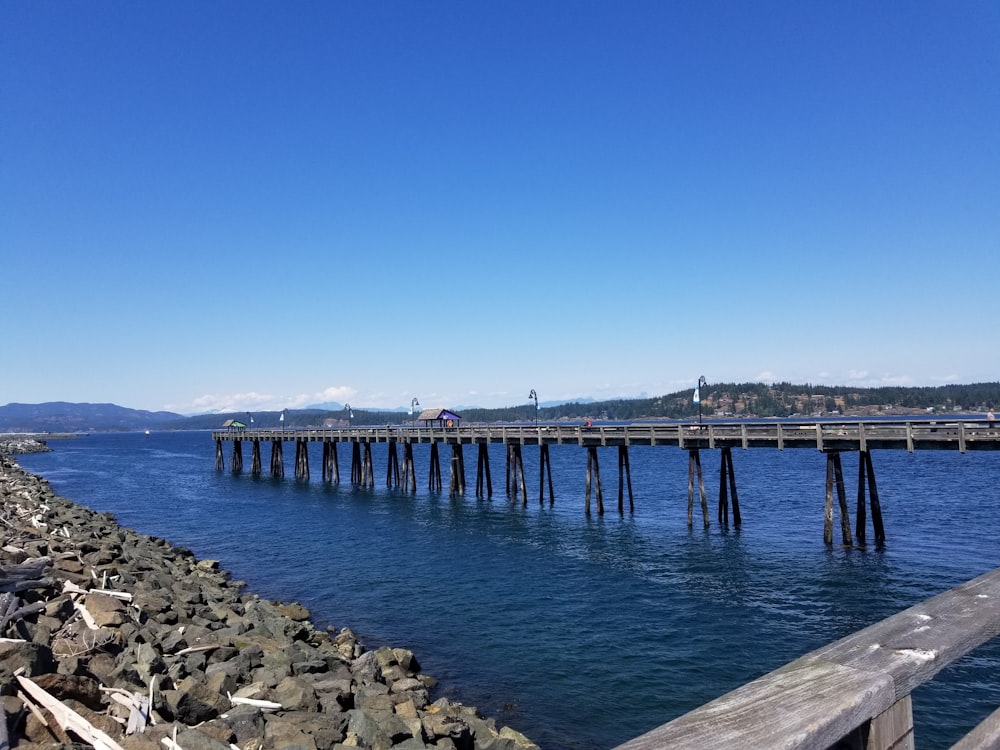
[305,401,344,411]
[0,402,184,433]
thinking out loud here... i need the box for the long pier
[212,418,1000,545]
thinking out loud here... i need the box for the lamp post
[247,412,252,432]
[281,409,287,432]
[529,389,538,427]
[696,376,707,425]
[345,403,353,428]
[411,397,420,429]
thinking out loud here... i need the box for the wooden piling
[718,447,741,526]
[294,439,309,480]
[539,444,555,505]
[476,443,493,498]
[824,451,853,545]
[429,442,442,492]
[351,442,362,484]
[856,450,886,545]
[251,440,262,476]
[231,440,243,474]
[362,441,374,487]
[402,442,416,493]
[215,439,224,471]
[586,446,604,515]
[387,441,400,488]
[504,445,517,497]
[449,444,466,497]
[506,445,527,504]
[687,449,708,528]
[322,441,339,483]
[270,440,284,478]
[617,445,634,513]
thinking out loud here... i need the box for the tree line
[183,382,1000,429]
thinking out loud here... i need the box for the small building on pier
[222,419,247,432]
[417,408,462,428]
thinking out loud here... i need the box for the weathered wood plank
[616,659,895,750]
[615,567,1000,750]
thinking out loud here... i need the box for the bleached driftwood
[161,725,180,749]
[63,579,134,601]
[16,674,125,750]
[227,692,283,711]
[175,644,218,656]
[73,600,100,630]
[102,687,151,735]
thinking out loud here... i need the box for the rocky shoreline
[0,441,539,750]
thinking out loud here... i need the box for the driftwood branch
[16,674,125,750]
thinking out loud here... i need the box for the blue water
[15,431,1000,749]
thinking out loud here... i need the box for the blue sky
[2,2,997,415]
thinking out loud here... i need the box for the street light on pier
[411,397,420,429]
[280,409,287,431]
[529,389,538,427]
[247,412,252,432]
[696,376,707,425]
[345,403,353,428]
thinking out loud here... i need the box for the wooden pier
[212,418,1000,544]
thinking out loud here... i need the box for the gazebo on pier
[416,408,462,428]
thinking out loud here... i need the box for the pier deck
[212,418,1000,453]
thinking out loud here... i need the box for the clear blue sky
[2,2,997,414]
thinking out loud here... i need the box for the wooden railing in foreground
[614,567,1000,750]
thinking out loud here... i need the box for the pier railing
[213,419,1000,453]
[614,566,1000,750]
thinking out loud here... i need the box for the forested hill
[171,382,1000,430]
[0,402,183,433]
[457,381,1000,424]
[4,383,997,433]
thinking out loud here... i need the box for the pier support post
[718,447,741,526]
[351,442,362,484]
[856,450,886,546]
[449,444,466,497]
[428,443,442,492]
[251,440,262,477]
[402,442,416,493]
[387,441,400,488]
[294,439,309,480]
[586,446,604,516]
[231,440,243,474]
[322,441,340,483]
[270,440,284,478]
[362,442,374,487]
[617,445,634,513]
[476,444,493,498]
[506,445,527,504]
[539,444,555,505]
[824,451,853,546]
[687,449,708,528]
[215,439,224,471]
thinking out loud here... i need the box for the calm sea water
[15,430,1000,749]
